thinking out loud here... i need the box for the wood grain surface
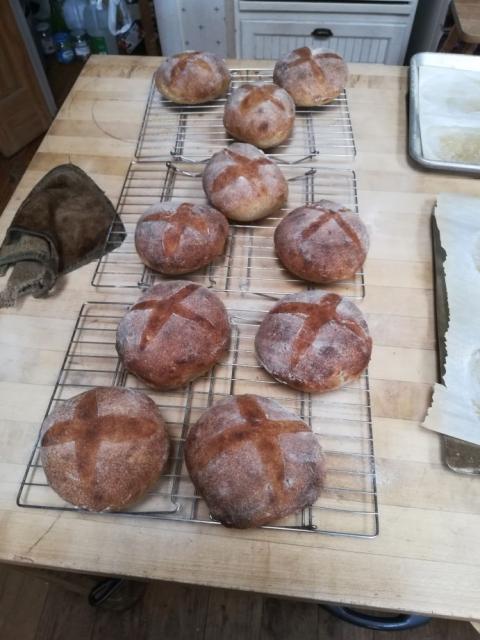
[0,56,480,621]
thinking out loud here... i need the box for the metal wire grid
[17,301,378,538]
[92,161,365,300]
[135,69,356,163]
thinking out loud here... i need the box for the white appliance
[154,0,420,64]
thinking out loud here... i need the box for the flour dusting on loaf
[255,291,372,393]
[40,387,170,512]
[116,281,230,390]
[273,47,348,106]
[155,51,231,104]
[185,394,325,528]
[135,200,229,275]
[202,143,288,221]
[274,199,369,283]
[224,82,295,148]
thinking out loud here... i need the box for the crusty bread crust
[273,47,348,106]
[223,82,295,149]
[116,281,230,390]
[185,394,325,528]
[155,51,231,104]
[202,143,288,222]
[255,291,372,393]
[135,201,229,275]
[40,387,170,511]
[274,200,369,283]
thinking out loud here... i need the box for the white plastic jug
[62,0,87,31]
[84,0,118,54]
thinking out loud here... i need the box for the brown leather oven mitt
[0,164,125,307]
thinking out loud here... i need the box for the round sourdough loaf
[255,291,372,393]
[135,201,229,275]
[185,394,325,528]
[155,51,230,104]
[116,281,230,390]
[202,143,288,222]
[223,82,295,149]
[273,47,348,106]
[40,387,170,511]
[274,200,369,283]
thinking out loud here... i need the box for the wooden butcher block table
[1,56,479,622]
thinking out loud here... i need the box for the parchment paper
[419,66,480,164]
[422,193,480,445]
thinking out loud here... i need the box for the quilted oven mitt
[0,164,125,307]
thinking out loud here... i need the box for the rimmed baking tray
[409,52,480,175]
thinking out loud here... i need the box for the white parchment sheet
[422,193,480,444]
[419,65,480,164]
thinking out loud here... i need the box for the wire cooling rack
[135,69,356,163]
[17,301,378,538]
[92,161,364,299]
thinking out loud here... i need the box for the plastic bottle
[62,0,87,31]
[84,0,118,54]
[53,32,75,63]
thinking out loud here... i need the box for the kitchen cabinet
[154,1,418,64]
[236,1,419,63]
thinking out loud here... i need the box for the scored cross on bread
[191,394,307,480]
[224,83,295,149]
[300,203,363,251]
[40,387,169,511]
[270,293,370,369]
[202,143,288,222]
[210,148,272,193]
[274,200,369,283]
[273,47,348,106]
[135,202,229,276]
[132,283,217,350]
[238,84,289,113]
[140,203,210,255]
[185,394,325,528]
[116,282,230,390]
[255,290,372,393]
[42,391,159,484]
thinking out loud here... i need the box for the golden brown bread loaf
[273,47,348,106]
[274,200,369,283]
[202,143,288,222]
[223,82,295,149]
[185,394,325,528]
[134,201,229,275]
[255,291,372,393]
[40,387,169,511]
[116,281,230,390]
[155,51,231,104]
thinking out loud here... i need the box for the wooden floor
[0,564,476,640]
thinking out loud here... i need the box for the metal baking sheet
[409,52,480,175]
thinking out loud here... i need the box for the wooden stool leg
[441,24,460,52]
